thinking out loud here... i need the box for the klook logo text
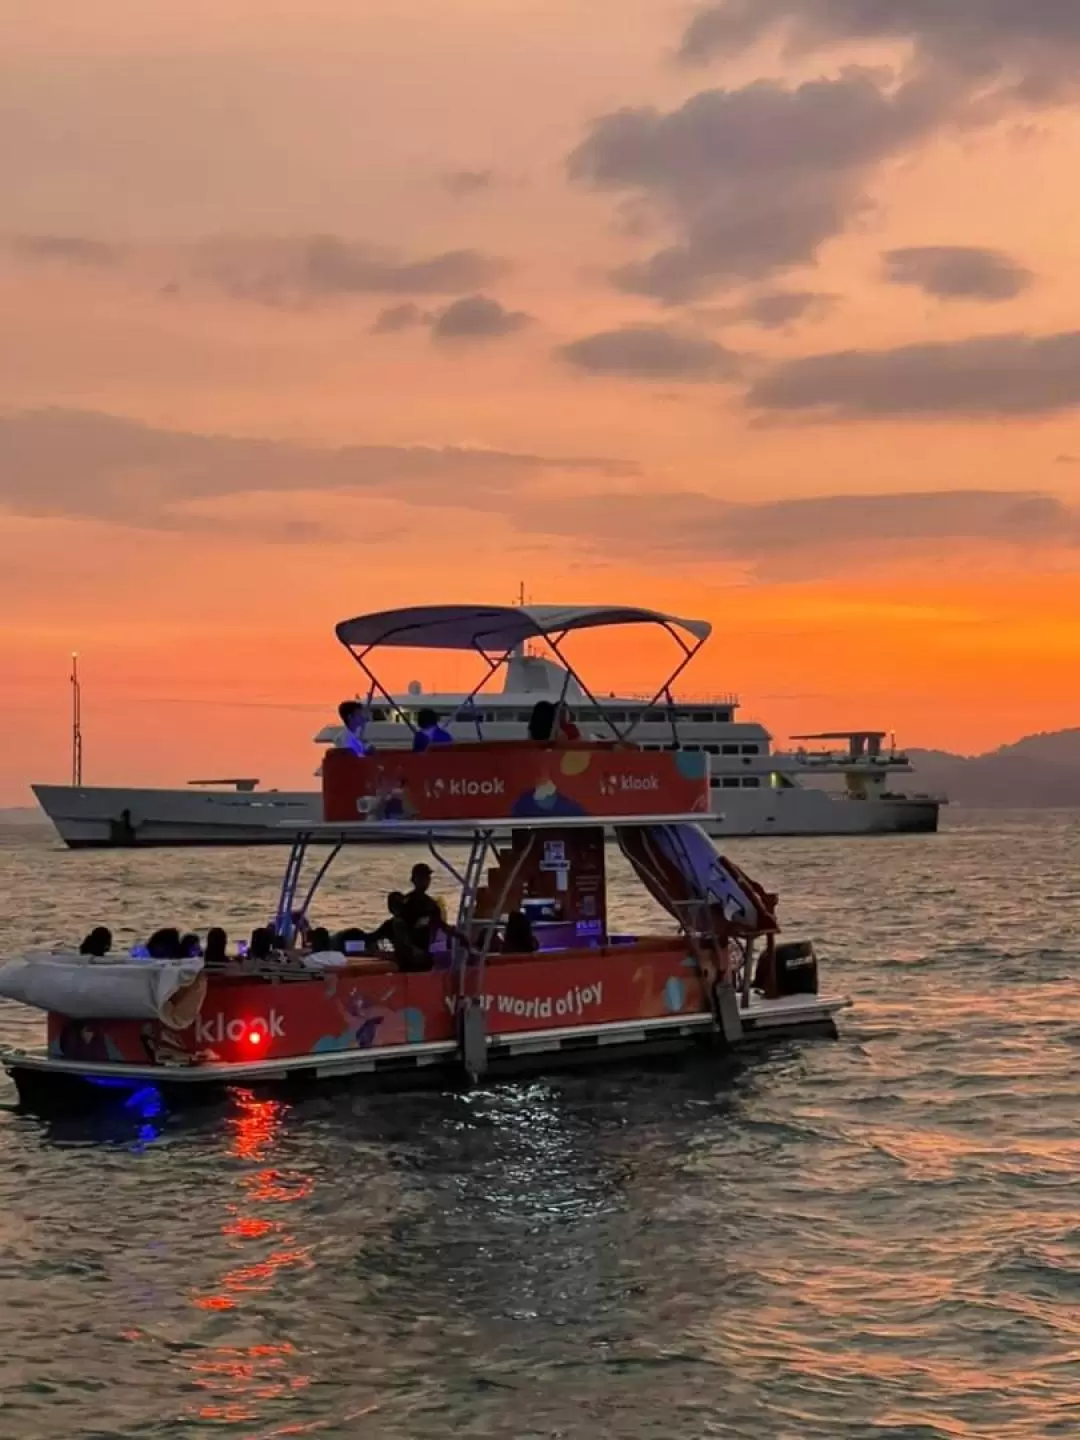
[195,1010,285,1045]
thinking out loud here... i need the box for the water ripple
[1,816,1080,1437]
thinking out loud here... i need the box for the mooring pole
[71,652,83,786]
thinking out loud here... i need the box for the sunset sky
[4,0,1080,803]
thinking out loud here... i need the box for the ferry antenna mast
[71,652,83,786]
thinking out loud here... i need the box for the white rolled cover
[0,954,207,1027]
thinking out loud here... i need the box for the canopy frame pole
[293,842,344,938]
[462,642,516,734]
[427,836,467,889]
[345,646,419,736]
[544,632,625,741]
[455,829,494,954]
[475,828,538,964]
[275,832,312,943]
[621,625,708,744]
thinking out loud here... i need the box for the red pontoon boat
[0,606,850,1112]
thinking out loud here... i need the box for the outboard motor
[772,940,819,996]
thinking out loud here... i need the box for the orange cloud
[4,1,1080,802]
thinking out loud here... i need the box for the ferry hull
[32,783,939,847]
[32,783,325,849]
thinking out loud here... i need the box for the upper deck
[322,742,710,824]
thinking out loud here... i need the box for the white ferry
[32,649,940,847]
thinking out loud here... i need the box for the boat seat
[602,935,688,957]
[487,945,606,966]
[206,956,398,984]
[485,935,688,966]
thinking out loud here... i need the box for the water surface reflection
[2,820,1080,1435]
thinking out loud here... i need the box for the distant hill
[909,729,1080,807]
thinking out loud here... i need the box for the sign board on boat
[321,745,709,824]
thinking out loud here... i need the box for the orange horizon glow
[3,2,1080,804]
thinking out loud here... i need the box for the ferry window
[721,744,740,756]
[605,711,627,723]
[716,709,731,722]
[516,710,534,722]
[371,708,387,721]
[643,710,666,724]
[683,743,699,752]
[740,744,759,755]
[704,744,720,755]
[722,778,740,789]
[455,711,478,723]
[692,711,714,723]
[742,777,761,788]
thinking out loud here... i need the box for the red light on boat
[247,1027,266,1048]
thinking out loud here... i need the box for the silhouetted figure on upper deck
[528,701,580,743]
[412,708,453,753]
[528,700,557,741]
[336,701,373,757]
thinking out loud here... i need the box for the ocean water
[1,813,1079,1439]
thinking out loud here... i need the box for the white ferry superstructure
[31,651,941,847]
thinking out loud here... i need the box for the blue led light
[124,1085,164,1117]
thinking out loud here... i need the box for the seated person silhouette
[412,708,453,753]
[336,701,373,757]
[203,927,229,969]
[501,910,538,954]
[365,892,423,970]
[528,700,557,741]
[556,705,581,741]
[334,925,369,956]
[147,927,182,959]
[248,927,275,962]
[78,926,113,958]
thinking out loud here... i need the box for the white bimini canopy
[335,604,711,654]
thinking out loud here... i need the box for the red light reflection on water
[192,1340,309,1422]
[229,1091,284,1161]
[220,1246,312,1293]
[185,1093,316,1429]
[222,1215,276,1239]
[192,1294,237,1312]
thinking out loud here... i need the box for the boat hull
[32,782,939,847]
[2,994,848,1113]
